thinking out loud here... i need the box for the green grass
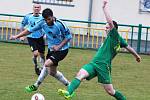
[0,42,150,100]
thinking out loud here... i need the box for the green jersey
[92,28,128,67]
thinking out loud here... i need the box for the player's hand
[20,37,25,41]
[52,45,61,52]
[136,55,141,62]
[9,35,17,40]
[103,0,108,8]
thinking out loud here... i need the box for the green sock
[113,91,126,100]
[67,78,81,95]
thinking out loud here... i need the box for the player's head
[105,20,118,32]
[112,20,118,30]
[42,8,54,26]
[33,3,41,15]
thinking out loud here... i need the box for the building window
[139,0,150,12]
[33,0,74,7]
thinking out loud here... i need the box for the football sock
[113,90,126,100]
[34,66,48,87]
[54,71,70,86]
[67,78,81,95]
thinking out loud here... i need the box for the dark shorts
[46,49,68,66]
[82,62,112,84]
[27,37,45,54]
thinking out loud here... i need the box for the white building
[0,0,150,26]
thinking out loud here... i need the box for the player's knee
[44,63,49,67]
[44,60,53,67]
[105,89,115,96]
[76,70,88,81]
[103,84,115,96]
[76,75,84,81]
[33,50,39,57]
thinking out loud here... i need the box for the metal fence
[0,14,150,54]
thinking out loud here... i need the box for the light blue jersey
[27,19,72,51]
[20,13,44,38]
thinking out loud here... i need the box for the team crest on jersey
[114,43,120,52]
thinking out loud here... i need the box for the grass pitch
[0,42,150,100]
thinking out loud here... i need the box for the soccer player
[20,3,45,75]
[10,8,72,92]
[58,0,141,100]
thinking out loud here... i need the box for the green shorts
[82,62,112,84]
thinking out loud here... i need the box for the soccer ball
[31,93,45,100]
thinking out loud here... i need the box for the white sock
[34,66,48,87]
[54,71,70,86]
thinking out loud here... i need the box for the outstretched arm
[102,0,114,29]
[19,28,27,41]
[125,45,141,62]
[10,29,31,40]
[10,20,43,40]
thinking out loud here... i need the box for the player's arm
[10,20,43,40]
[125,45,141,62]
[59,26,72,46]
[102,0,114,29]
[19,15,29,40]
[10,15,31,40]
[52,34,72,51]
[56,38,70,48]
[10,29,31,40]
[52,39,70,52]
[19,27,27,41]
[52,27,72,51]
[59,32,72,47]
[20,15,29,31]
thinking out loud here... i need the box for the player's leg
[36,58,70,86]
[25,59,54,93]
[58,63,96,99]
[33,50,41,75]
[49,65,70,86]
[27,37,40,75]
[38,53,45,69]
[58,68,88,100]
[48,49,70,86]
[37,36,45,68]
[67,63,96,95]
[95,64,126,100]
[68,68,89,94]
[103,84,126,100]
[25,49,70,93]
[25,49,51,93]
[28,49,54,88]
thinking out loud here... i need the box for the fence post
[137,24,142,53]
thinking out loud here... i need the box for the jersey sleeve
[20,14,29,29]
[63,28,72,40]
[27,19,43,33]
[109,28,128,48]
[58,20,72,40]
[119,35,128,48]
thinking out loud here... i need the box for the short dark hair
[42,8,53,19]
[113,20,118,30]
